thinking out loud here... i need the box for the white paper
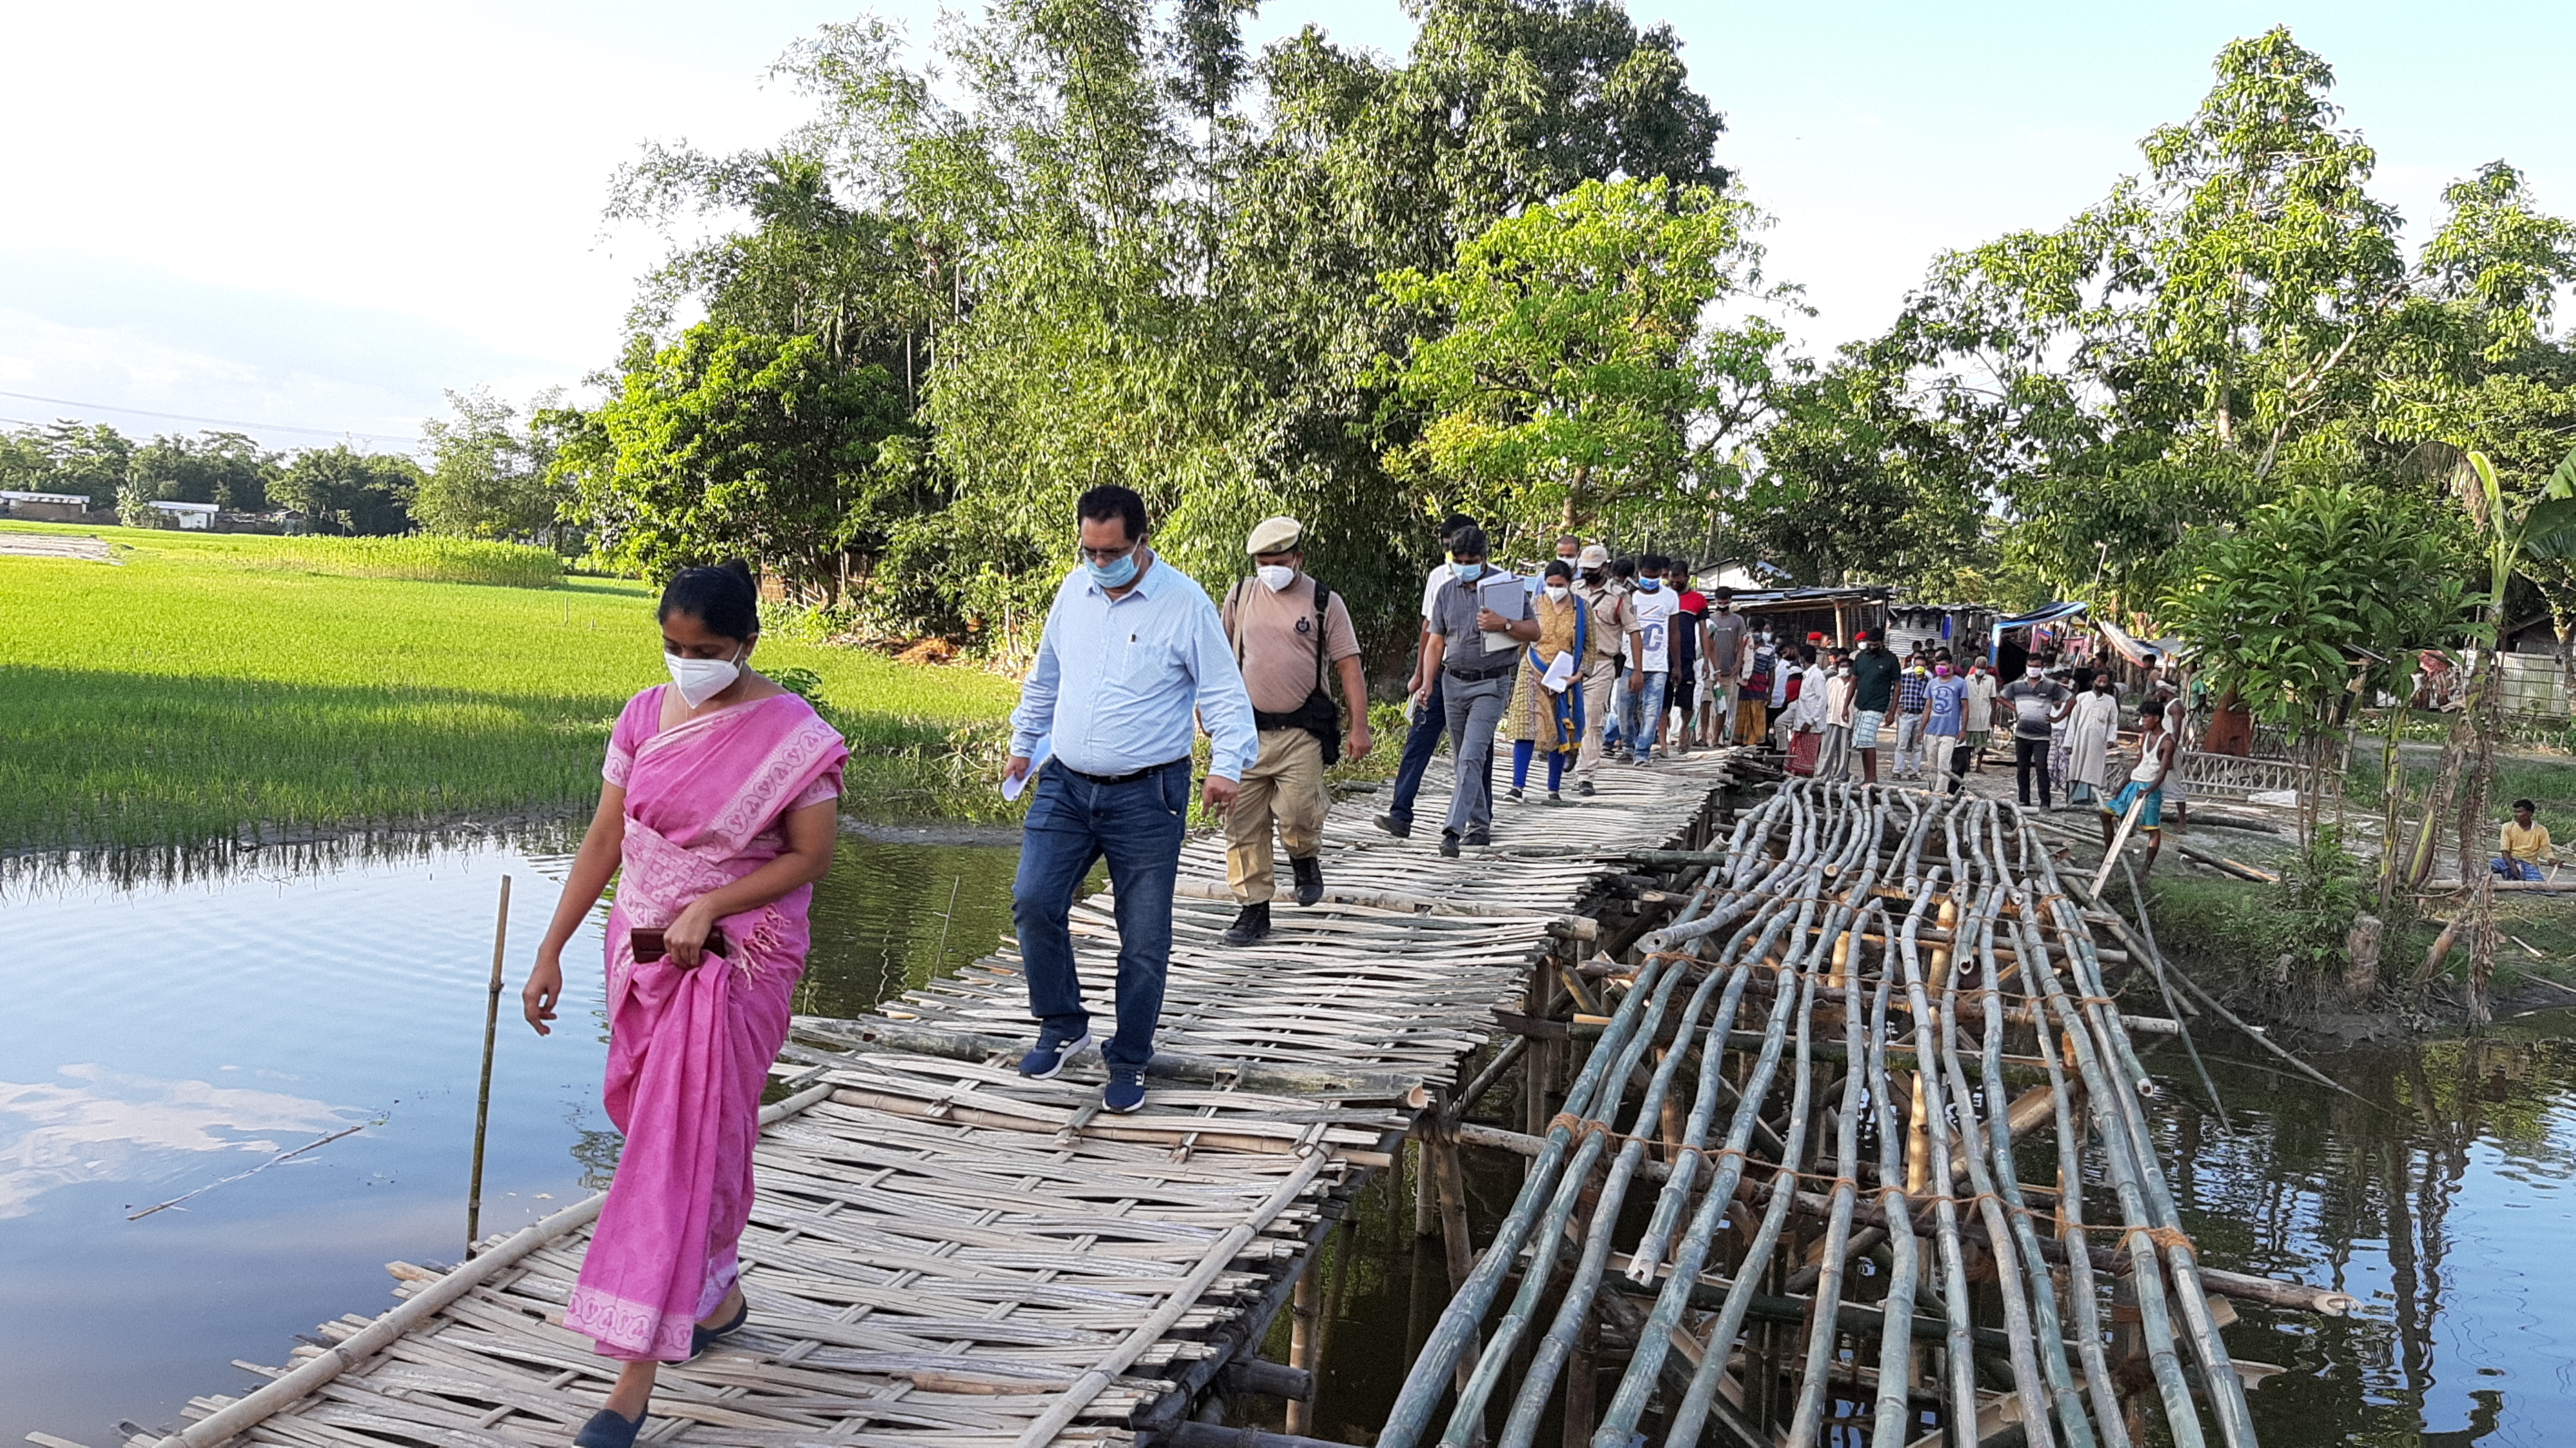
[1541,650,1577,694]
[1002,734,1052,801]
[1477,576,1524,655]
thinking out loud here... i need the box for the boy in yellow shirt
[2495,799,2554,881]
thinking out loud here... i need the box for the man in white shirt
[1377,514,1479,840]
[1622,553,1677,765]
[1005,486,1259,1113]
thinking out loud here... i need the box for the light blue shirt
[1010,552,1261,781]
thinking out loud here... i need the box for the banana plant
[2415,448,2576,1020]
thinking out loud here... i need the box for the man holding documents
[1416,525,1540,857]
[1003,485,1258,1114]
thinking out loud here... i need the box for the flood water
[9,836,2576,1444]
[1,830,1017,1443]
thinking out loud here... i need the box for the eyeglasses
[1078,541,1139,565]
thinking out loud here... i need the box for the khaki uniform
[1227,729,1325,903]
[1220,574,1358,905]
[1570,580,1627,784]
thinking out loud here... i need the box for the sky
[2,0,2571,455]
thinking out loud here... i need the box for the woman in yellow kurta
[1503,560,1587,804]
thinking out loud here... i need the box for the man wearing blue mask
[1416,525,1539,855]
[1005,485,1258,1114]
[1621,554,1676,766]
[1378,514,1482,840]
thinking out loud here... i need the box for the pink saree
[562,685,847,1362]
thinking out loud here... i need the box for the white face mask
[1543,583,1569,602]
[667,644,745,708]
[1257,564,1296,592]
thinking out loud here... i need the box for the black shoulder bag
[1228,579,1345,766]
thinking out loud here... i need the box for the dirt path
[0,532,112,562]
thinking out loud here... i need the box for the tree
[273,445,421,535]
[556,324,905,590]
[1727,362,1987,591]
[2162,480,2467,736]
[1372,177,1783,544]
[415,387,569,543]
[18,421,135,508]
[1877,27,2576,609]
[128,431,274,511]
[597,0,1744,651]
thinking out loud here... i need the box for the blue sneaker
[1103,1068,1147,1114]
[1019,1027,1093,1080]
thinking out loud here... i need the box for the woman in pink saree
[521,563,847,1448]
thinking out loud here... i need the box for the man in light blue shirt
[1004,484,1258,1114]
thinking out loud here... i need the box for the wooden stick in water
[466,875,511,1255]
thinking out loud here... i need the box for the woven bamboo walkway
[82,752,1746,1448]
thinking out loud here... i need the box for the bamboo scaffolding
[1379,780,2314,1448]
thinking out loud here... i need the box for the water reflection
[0,1064,367,1220]
[2,828,1019,1445]
[2144,1029,2576,1445]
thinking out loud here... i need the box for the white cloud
[0,1063,363,1219]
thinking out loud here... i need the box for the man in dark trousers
[1378,514,1480,839]
[1005,485,1259,1114]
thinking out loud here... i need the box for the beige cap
[1578,543,1610,568]
[1246,516,1304,554]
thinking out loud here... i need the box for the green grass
[4,520,567,588]
[0,525,1020,853]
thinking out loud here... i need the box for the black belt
[1444,654,1520,683]
[1058,756,1189,787]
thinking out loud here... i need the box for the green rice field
[0,523,1020,853]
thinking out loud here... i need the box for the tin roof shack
[0,489,101,523]
[1987,601,2090,681]
[1718,585,1892,649]
[145,499,221,530]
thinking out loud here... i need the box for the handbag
[1786,730,1821,778]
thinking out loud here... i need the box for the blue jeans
[1012,758,1189,1071]
[2495,857,2545,881]
[1621,672,1669,759]
[1386,669,1448,830]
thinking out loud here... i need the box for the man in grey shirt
[1414,526,1538,856]
[1704,589,1748,745]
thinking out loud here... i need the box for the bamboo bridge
[45,755,2354,1448]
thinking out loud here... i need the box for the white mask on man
[667,645,745,708]
[1257,564,1296,592]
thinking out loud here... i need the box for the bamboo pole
[152,1081,839,1448]
[465,875,511,1256]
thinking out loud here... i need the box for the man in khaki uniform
[1568,543,1627,796]
[1218,516,1372,945]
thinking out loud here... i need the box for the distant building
[146,499,221,530]
[0,488,98,523]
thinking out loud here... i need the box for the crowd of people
[510,491,2544,1446]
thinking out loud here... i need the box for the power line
[0,388,421,445]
